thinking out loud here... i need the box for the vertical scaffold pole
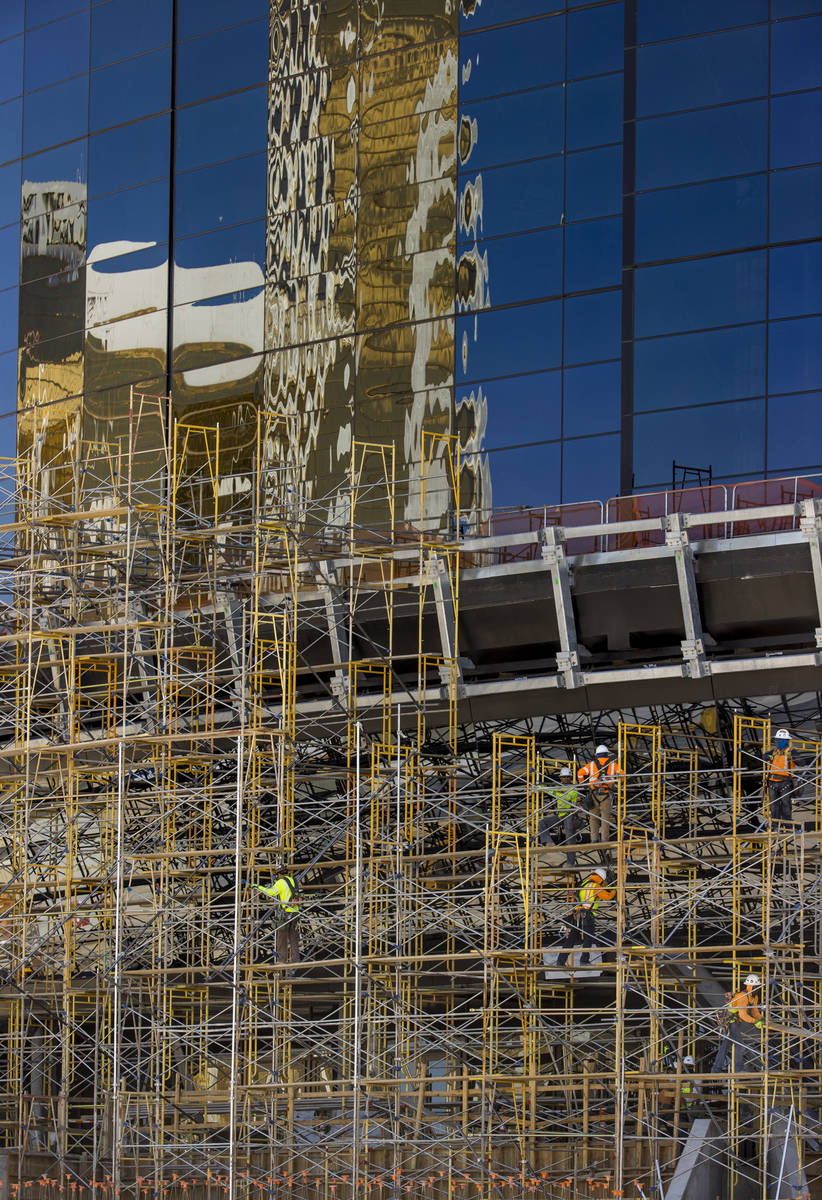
[229,730,244,1200]
[353,721,363,1196]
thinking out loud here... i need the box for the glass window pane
[0,35,22,103]
[459,87,564,171]
[174,221,264,306]
[461,16,565,103]
[0,98,22,166]
[637,101,766,190]
[564,289,621,366]
[175,87,266,174]
[460,0,557,31]
[1,1,23,39]
[566,146,622,221]
[177,20,267,106]
[24,9,88,90]
[459,158,563,243]
[26,0,86,25]
[772,0,822,13]
[634,325,766,411]
[771,90,822,169]
[566,73,623,151]
[768,315,822,394]
[637,27,768,118]
[567,3,623,78]
[177,0,267,40]
[90,47,171,132]
[0,353,16,423]
[91,0,172,68]
[635,175,766,263]
[488,441,562,509]
[0,225,19,290]
[23,75,88,155]
[634,399,765,487]
[476,228,562,305]
[563,361,621,438]
[0,162,20,228]
[638,0,767,42]
[770,243,822,320]
[635,250,766,337]
[479,371,561,449]
[772,14,822,93]
[87,180,168,259]
[562,433,619,502]
[458,300,561,383]
[564,217,622,293]
[89,114,169,197]
[768,391,822,469]
[770,164,822,242]
[175,152,264,240]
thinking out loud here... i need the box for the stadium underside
[0,394,820,1200]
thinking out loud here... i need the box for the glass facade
[3,0,822,514]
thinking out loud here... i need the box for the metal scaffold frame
[0,392,818,1200]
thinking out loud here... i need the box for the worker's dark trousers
[730,1025,761,1072]
[768,779,793,822]
[540,813,581,865]
[557,908,595,966]
[276,917,300,965]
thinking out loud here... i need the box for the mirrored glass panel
[457,300,561,383]
[459,0,557,31]
[635,175,766,263]
[89,47,171,133]
[637,101,766,189]
[0,162,21,229]
[0,286,18,352]
[1,1,23,39]
[637,27,767,118]
[89,114,169,197]
[91,0,172,68]
[174,221,264,304]
[177,0,268,41]
[768,315,822,394]
[770,242,822,320]
[177,20,267,106]
[87,180,168,262]
[23,75,88,155]
[474,228,562,305]
[635,250,766,338]
[771,90,822,169]
[0,224,20,291]
[24,8,88,90]
[26,0,87,26]
[458,87,564,172]
[564,217,621,293]
[768,391,822,469]
[175,87,266,174]
[22,141,87,227]
[488,440,562,509]
[175,153,264,241]
[638,0,767,42]
[772,13,822,92]
[634,325,766,411]
[0,98,22,166]
[566,74,623,152]
[772,0,822,12]
[566,146,622,221]
[567,2,623,78]
[770,164,822,242]
[477,370,561,450]
[563,361,620,438]
[562,433,619,501]
[460,15,565,103]
[634,399,765,486]
[564,289,621,366]
[0,35,23,103]
[458,158,563,243]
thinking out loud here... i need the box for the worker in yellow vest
[577,745,623,844]
[765,729,795,823]
[556,867,615,967]
[253,873,301,965]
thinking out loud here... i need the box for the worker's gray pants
[276,918,300,965]
[730,1025,761,1072]
[767,778,793,823]
[540,812,581,864]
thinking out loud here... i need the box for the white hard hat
[683,1054,695,1067]
[591,866,607,883]
[775,728,790,740]
[560,766,572,777]
[744,973,761,987]
[595,744,609,755]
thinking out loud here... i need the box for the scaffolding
[0,394,819,1200]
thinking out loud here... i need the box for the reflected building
[5,0,822,515]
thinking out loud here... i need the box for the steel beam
[666,513,708,679]
[540,525,581,688]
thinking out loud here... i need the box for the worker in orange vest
[726,973,765,1070]
[765,729,795,823]
[556,867,615,967]
[577,744,623,844]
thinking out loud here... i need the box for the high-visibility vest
[546,784,582,818]
[727,989,762,1024]
[258,876,300,913]
[578,876,608,912]
[578,755,622,792]
[767,749,794,781]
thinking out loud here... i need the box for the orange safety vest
[578,755,622,792]
[727,989,763,1024]
[767,749,794,781]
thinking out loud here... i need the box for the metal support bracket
[665,513,709,679]
[315,563,350,701]
[800,498,822,650]
[430,554,465,693]
[540,525,582,689]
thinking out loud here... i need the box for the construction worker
[726,973,765,1070]
[680,1054,700,1112]
[253,873,301,965]
[577,744,623,845]
[538,766,585,865]
[765,728,795,823]
[556,867,614,968]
